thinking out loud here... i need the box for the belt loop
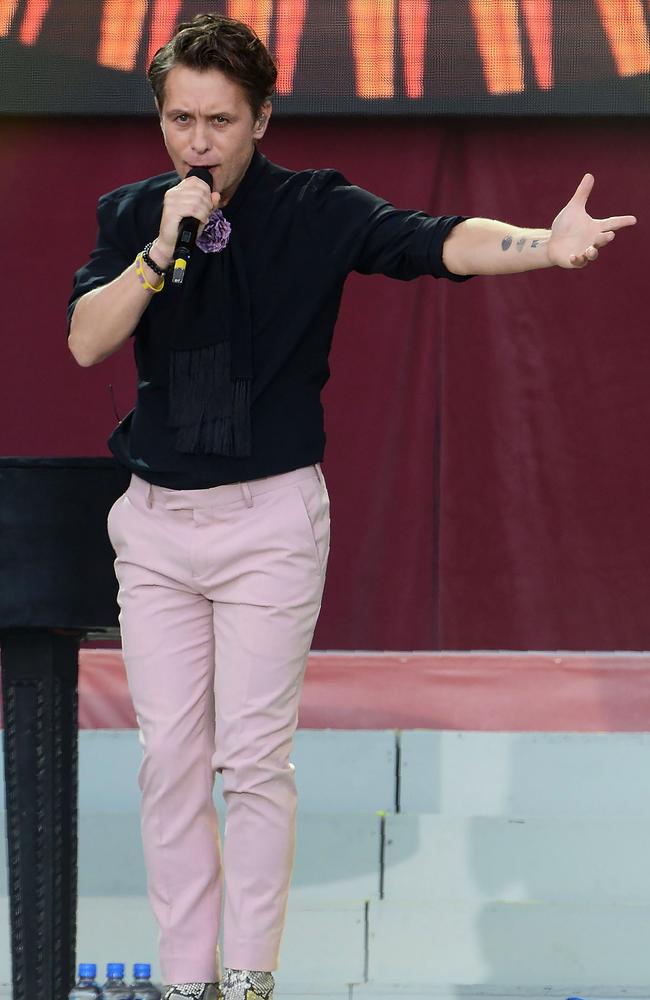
[146,483,154,509]
[314,463,324,487]
[241,481,254,508]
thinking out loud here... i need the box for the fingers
[178,176,215,220]
[168,176,214,220]
[593,231,615,249]
[569,244,600,267]
[570,226,626,267]
[598,214,637,232]
[159,178,217,253]
[572,172,594,207]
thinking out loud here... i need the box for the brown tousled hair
[148,14,277,119]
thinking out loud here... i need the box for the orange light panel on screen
[594,0,650,76]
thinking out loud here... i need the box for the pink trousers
[106,465,330,984]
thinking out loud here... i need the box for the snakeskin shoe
[163,983,221,1000]
[221,969,275,1000]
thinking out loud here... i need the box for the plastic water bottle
[130,963,161,1000]
[69,963,101,998]
[99,963,134,999]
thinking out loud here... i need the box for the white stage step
[5,729,650,818]
[383,814,650,903]
[368,899,650,984]
[71,729,397,814]
[400,731,650,816]
[4,730,650,990]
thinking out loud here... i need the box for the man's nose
[191,124,212,154]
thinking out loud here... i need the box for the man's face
[158,64,271,205]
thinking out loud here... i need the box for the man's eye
[214,116,228,124]
[175,114,189,123]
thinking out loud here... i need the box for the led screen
[2,0,650,114]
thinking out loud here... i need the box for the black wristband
[142,241,169,277]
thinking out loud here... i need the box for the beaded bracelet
[142,240,168,277]
[135,252,165,293]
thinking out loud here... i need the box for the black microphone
[172,166,214,286]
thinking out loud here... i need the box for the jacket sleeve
[302,168,472,282]
[67,187,139,330]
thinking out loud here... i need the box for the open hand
[548,174,636,269]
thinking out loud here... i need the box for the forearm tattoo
[501,234,549,252]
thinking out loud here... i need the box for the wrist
[149,238,173,270]
[135,252,164,293]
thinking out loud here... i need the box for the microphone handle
[172,216,201,286]
[171,166,213,287]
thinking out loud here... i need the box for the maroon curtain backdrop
[1,116,647,649]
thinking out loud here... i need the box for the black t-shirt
[68,148,470,489]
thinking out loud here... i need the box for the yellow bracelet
[135,252,165,293]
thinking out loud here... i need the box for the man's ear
[254,100,272,139]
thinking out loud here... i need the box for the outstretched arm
[442,174,636,276]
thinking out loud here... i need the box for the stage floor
[1,987,647,999]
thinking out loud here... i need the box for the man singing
[68,13,635,1000]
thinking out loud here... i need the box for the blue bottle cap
[79,963,97,978]
[134,963,151,978]
[107,963,125,977]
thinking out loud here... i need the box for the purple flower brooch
[197,209,232,253]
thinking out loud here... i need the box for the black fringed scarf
[160,149,267,458]
[166,230,252,457]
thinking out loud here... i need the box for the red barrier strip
[3,650,649,731]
